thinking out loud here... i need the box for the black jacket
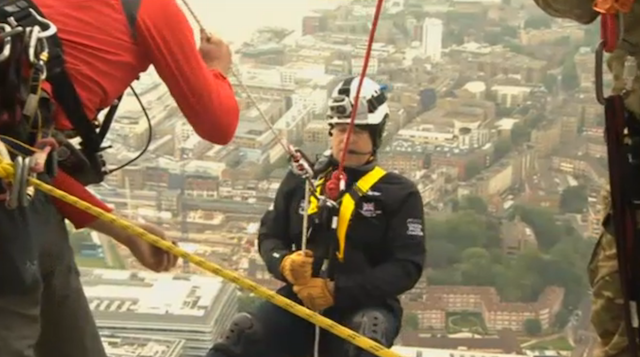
[258,159,426,312]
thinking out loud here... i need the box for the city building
[421,18,443,62]
[102,333,184,357]
[392,345,526,357]
[83,268,238,357]
[404,286,564,332]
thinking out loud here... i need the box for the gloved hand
[293,278,334,311]
[279,250,313,285]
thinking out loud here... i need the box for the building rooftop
[392,345,523,357]
[82,268,230,327]
[102,334,184,357]
[237,101,282,140]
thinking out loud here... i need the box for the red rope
[325,0,385,200]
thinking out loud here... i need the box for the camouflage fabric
[587,227,635,357]
[532,1,640,354]
[533,1,640,114]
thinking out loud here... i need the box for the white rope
[300,180,321,357]
[179,4,323,355]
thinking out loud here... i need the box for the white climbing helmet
[326,76,389,126]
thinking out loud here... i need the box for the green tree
[524,318,543,335]
[459,195,489,215]
[524,15,552,29]
[560,185,588,213]
[428,267,462,285]
[237,294,262,313]
[460,248,495,286]
[510,123,531,145]
[560,59,580,92]
[427,240,460,269]
[493,138,512,162]
[554,308,572,329]
[543,73,558,93]
[403,312,420,330]
[516,206,562,251]
[464,161,482,179]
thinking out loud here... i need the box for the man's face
[330,124,374,167]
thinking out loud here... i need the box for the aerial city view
[0,0,627,356]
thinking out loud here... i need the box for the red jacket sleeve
[135,0,240,145]
[51,171,113,229]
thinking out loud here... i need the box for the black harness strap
[603,94,640,354]
[9,0,141,185]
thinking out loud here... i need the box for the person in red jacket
[0,0,240,355]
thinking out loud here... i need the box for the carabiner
[27,26,41,64]
[595,41,606,105]
[0,23,12,62]
[27,9,57,38]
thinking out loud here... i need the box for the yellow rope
[0,157,403,357]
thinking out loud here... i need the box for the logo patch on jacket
[360,202,380,217]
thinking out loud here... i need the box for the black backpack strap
[34,0,141,153]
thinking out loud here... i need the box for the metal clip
[27,9,57,39]
[0,23,11,62]
[26,25,41,64]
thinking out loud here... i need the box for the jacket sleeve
[135,0,239,145]
[258,172,299,282]
[333,186,426,308]
[50,170,114,229]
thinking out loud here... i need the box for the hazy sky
[181,0,344,44]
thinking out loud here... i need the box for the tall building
[421,18,443,62]
[83,268,238,357]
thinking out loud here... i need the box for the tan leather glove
[279,250,313,285]
[293,278,335,311]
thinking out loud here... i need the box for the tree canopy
[403,312,420,331]
[426,202,594,314]
[523,15,552,29]
[524,318,543,336]
[560,58,580,92]
[560,185,588,213]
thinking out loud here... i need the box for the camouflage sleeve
[532,0,599,24]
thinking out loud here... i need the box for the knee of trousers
[344,310,390,357]
[208,313,263,357]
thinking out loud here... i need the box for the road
[569,298,596,357]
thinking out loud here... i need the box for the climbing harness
[0,0,153,193]
[0,1,59,209]
[594,1,640,354]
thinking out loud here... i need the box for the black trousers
[207,286,400,357]
[0,182,107,357]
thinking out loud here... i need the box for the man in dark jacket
[206,76,426,357]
